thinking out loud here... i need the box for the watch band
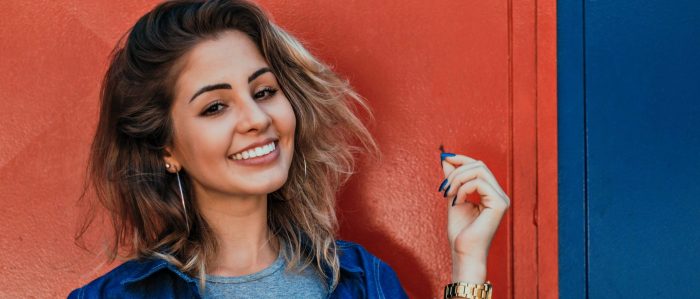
[443,281,493,299]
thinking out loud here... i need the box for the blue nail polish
[451,195,458,206]
[438,179,448,191]
[441,152,456,161]
[443,185,451,197]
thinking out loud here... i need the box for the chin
[253,169,289,195]
[271,169,290,190]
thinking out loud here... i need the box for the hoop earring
[175,170,190,233]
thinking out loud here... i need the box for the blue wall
[558,0,700,297]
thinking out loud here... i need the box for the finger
[450,177,492,205]
[462,162,507,200]
[451,177,510,211]
[441,155,509,203]
[473,161,507,199]
[443,154,478,167]
[453,178,480,206]
[445,161,479,185]
[441,158,457,178]
[469,177,510,209]
[443,161,482,194]
[444,161,508,200]
[444,167,479,198]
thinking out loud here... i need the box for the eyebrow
[188,67,272,103]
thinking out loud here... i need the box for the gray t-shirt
[202,245,328,299]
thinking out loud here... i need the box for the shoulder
[67,259,145,298]
[335,239,372,253]
[334,239,408,298]
[334,239,379,270]
[67,258,192,299]
[334,239,395,270]
[333,239,395,270]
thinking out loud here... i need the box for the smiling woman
[68,0,508,298]
[69,0,391,297]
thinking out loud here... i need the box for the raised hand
[439,152,510,282]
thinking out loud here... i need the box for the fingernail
[451,195,458,206]
[443,185,451,197]
[441,152,456,161]
[438,179,448,192]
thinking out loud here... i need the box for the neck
[195,189,280,276]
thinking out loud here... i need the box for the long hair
[75,0,380,293]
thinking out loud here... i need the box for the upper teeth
[231,141,276,160]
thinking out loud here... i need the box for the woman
[69,0,510,298]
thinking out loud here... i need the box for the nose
[236,96,271,133]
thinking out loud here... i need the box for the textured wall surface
[0,0,557,298]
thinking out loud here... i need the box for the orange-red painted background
[0,1,557,298]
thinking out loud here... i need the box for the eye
[254,87,278,100]
[201,101,226,116]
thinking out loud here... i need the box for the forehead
[173,30,268,98]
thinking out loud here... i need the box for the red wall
[0,1,557,298]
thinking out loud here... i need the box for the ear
[162,145,179,173]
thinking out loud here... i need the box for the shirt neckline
[204,243,286,284]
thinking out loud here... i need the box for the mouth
[228,140,278,161]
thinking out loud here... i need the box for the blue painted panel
[585,0,700,297]
[557,0,587,298]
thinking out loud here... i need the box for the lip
[231,137,278,156]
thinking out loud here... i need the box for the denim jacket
[67,239,408,298]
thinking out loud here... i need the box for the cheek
[177,119,232,164]
[275,98,297,134]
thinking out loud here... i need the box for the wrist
[451,255,487,283]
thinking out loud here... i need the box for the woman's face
[165,30,296,198]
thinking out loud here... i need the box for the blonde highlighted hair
[76,0,380,293]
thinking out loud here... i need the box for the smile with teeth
[230,141,276,160]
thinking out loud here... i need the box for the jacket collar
[120,240,365,290]
[120,258,198,286]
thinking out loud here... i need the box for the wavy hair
[75,0,380,293]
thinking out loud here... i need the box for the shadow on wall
[338,180,431,298]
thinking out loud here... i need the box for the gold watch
[443,281,492,299]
